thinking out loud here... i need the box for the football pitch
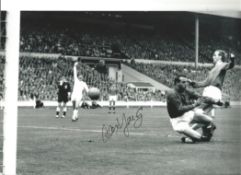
[0,105,241,175]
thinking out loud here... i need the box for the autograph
[102,107,143,143]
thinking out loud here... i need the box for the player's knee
[194,108,204,115]
[173,123,188,133]
[63,107,67,112]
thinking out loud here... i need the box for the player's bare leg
[211,109,215,117]
[179,126,210,143]
[181,112,216,143]
[72,100,79,121]
[193,111,216,140]
[62,103,67,118]
[56,102,61,118]
[108,100,112,114]
[112,101,116,114]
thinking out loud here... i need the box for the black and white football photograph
[0,0,241,174]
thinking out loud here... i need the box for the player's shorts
[170,111,195,133]
[58,94,69,103]
[202,86,222,101]
[109,95,117,101]
[71,91,83,104]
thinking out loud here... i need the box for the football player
[166,75,216,143]
[71,61,89,121]
[108,82,118,114]
[56,76,71,118]
[190,50,235,117]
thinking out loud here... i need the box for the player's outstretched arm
[189,76,212,88]
[73,62,78,81]
[224,53,235,70]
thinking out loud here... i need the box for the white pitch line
[18,125,102,133]
[18,125,161,136]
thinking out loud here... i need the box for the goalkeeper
[166,75,217,143]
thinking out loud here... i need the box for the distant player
[166,75,216,143]
[108,82,118,113]
[123,89,129,108]
[56,76,71,118]
[71,61,89,121]
[190,50,235,117]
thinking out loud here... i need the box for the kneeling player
[56,76,71,118]
[71,62,89,121]
[166,75,216,143]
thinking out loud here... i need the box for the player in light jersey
[108,82,118,114]
[191,50,235,117]
[71,62,89,121]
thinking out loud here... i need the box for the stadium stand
[18,12,240,64]
[0,12,240,102]
[126,61,241,101]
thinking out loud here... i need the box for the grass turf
[0,106,240,175]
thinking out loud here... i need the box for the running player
[108,82,118,114]
[71,61,89,121]
[190,50,235,117]
[56,76,71,118]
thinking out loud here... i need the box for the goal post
[3,10,20,175]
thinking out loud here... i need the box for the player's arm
[200,96,223,106]
[168,93,200,114]
[73,62,78,81]
[189,76,212,88]
[223,53,235,70]
[186,88,201,99]
[176,99,201,113]
[84,83,89,93]
[181,77,210,89]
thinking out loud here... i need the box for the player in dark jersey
[56,76,71,118]
[190,50,235,117]
[166,75,217,143]
[108,82,118,114]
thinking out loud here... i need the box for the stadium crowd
[14,56,165,102]
[126,61,241,101]
[0,55,239,102]
[0,12,240,102]
[18,22,241,64]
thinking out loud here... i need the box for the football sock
[63,107,67,117]
[211,109,215,117]
[72,109,78,120]
[56,107,60,117]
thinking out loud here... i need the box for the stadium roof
[194,11,241,19]
[2,0,241,11]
